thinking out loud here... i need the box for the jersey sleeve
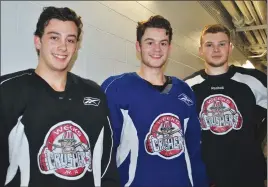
[252,69,267,109]
[251,69,267,161]
[0,80,9,187]
[0,76,28,187]
[240,68,267,156]
[184,88,209,187]
[100,98,120,187]
[90,89,120,187]
[102,76,141,186]
[101,77,124,153]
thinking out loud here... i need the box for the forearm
[0,117,9,186]
[101,117,120,187]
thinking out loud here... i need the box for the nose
[58,40,67,52]
[154,43,161,52]
[213,45,219,52]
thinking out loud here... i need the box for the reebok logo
[178,93,193,106]
[83,97,100,106]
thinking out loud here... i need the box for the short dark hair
[200,24,230,45]
[136,15,173,44]
[34,6,83,40]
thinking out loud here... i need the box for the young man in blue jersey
[102,15,208,187]
[184,24,267,187]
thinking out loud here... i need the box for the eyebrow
[144,38,169,42]
[204,40,229,44]
[47,31,77,39]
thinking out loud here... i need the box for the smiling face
[199,32,232,68]
[136,27,171,70]
[34,19,78,73]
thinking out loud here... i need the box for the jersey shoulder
[69,72,106,98]
[183,70,206,88]
[101,73,135,93]
[0,69,34,117]
[171,76,196,97]
[232,66,267,86]
[1,69,34,95]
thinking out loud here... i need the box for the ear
[136,41,141,53]
[74,41,79,53]
[167,44,172,55]
[199,46,203,56]
[34,35,41,50]
[229,42,234,55]
[168,43,172,50]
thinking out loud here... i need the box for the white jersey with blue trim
[102,72,208,187]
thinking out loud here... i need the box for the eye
[50,36,59,41]
[67,39,76,43]
[205,44,212,47]
[147,42,153,45]
[161,42,168,46]
[219,43,226,46]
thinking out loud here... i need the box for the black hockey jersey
[0,69,119,187]
[185,65,267,187]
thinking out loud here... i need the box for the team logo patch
[199,94,243,135]
[178,93,193,106]
[38,121,92,180]
[145,113,184,159]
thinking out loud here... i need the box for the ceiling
[199,1,267,73]
[134,1,267,73]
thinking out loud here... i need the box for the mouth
[150,55,162,59]
[212,56,222,59]
[52,53,68,61]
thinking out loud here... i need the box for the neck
[137,65,166,85]
[35,63,67,92]
[205,63,229,76]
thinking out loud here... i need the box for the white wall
[1,1,246,84]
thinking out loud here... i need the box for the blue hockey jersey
[101,73,208,187]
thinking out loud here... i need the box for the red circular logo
[145,113,184,159]
[200,94,243,135]
[38,121,92,180]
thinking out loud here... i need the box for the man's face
[34,19,78,72]
[136,28,171,69]
[199,32,232,68]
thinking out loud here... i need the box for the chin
[52,65,69,72]
[207,62,226,68]
[150,63,165,69]
[207,58,228,67]
[150,60,166,68]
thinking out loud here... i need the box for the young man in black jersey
[0,6,119,187]
[185,24,267,187]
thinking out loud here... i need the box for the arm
[100,114,120,187]
[102,76,138,186]
[101,77,125,160]
[0,86,9,186]
[253,70,267,156]
[254,105,267,151]
[0,74,29,187]
[184,91,208,187]
[91,96,120,187]
[100,79,124,187]
[251,69,267,180]
[241,68,267,146]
